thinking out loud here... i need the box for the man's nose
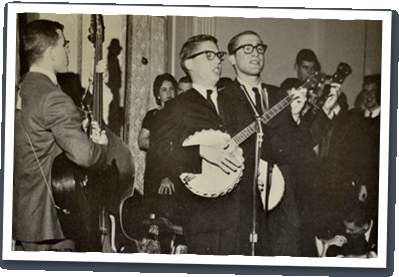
[252,49,260,57]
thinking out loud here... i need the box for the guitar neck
[232,94,294,146]
[308,86,331,115]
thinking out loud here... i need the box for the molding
[193,17,216,36]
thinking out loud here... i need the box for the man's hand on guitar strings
[158,177,175,195]
[323,83,342,116]
[289,87,307,119]
[199,144,241,175]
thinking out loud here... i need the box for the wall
[37,13,127,125]
[169,16,382,108]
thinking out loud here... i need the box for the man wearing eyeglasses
[150,34,251,255]
[225,30,309,256]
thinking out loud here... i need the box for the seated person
[321,202,378,258]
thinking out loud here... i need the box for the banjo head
[180,129,245,198]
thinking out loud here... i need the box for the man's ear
[185,59,194,72]
[228,54,236,66]
[294,63,299,72]
[47,46,56,62]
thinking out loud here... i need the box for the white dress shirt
[192,83,220,114]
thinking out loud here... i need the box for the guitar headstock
[301,72,326,91]
[88,14,105,46]
[331,62,352,85]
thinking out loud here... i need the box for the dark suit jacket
[13,72,107,242]
[219,79,292,255]
[151,81,311,255]
[151,88,235,237]
[230,79,315,250]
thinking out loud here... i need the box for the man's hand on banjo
[199,143,242,175]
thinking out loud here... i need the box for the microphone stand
[241,85,263,256]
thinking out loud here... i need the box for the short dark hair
[179,35,218,75]
[179,75,192,84]
[363,74,381,88]
[343,202,371,227]
[295,49,321,72]
[22,20,64,66]
[363,74,381,105]
[153,73,178,105]
[227,30,262,55]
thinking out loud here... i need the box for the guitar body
[179,129,245,198]
[51,153,102,252]
[102,126,136,252]
[50,127,135,252]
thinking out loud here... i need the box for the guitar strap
[20,122,62,212]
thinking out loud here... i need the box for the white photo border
[2,2,392,269]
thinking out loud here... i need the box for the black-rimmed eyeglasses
[233,44,268,55]
[187,51,227,61]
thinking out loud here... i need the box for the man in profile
[13,19,108,252]
[150,34,242,255]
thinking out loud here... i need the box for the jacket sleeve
[44,90,107,169]
[151,99,202,179]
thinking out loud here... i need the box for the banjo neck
[232,75,324,147]
[232,93,295,146]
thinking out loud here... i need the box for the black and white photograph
[1,2,393,270]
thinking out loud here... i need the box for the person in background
[139,73,182,253]
[138,73,177,151]
[323,202,377,258]
[294,48,321,83]
[177,75,192,95]
[346,74,381,221]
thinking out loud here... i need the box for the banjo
[180,79,317,206]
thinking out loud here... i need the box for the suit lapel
[189,87,225,129]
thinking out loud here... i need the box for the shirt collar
[29,66,58,85]
[364,107,381,118]
[365,219,373,242]
[332,103,341,116]
[237,77,262,94]
[192,83,217,99]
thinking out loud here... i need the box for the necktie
[252,87,262,115]
[206,89,218,114]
